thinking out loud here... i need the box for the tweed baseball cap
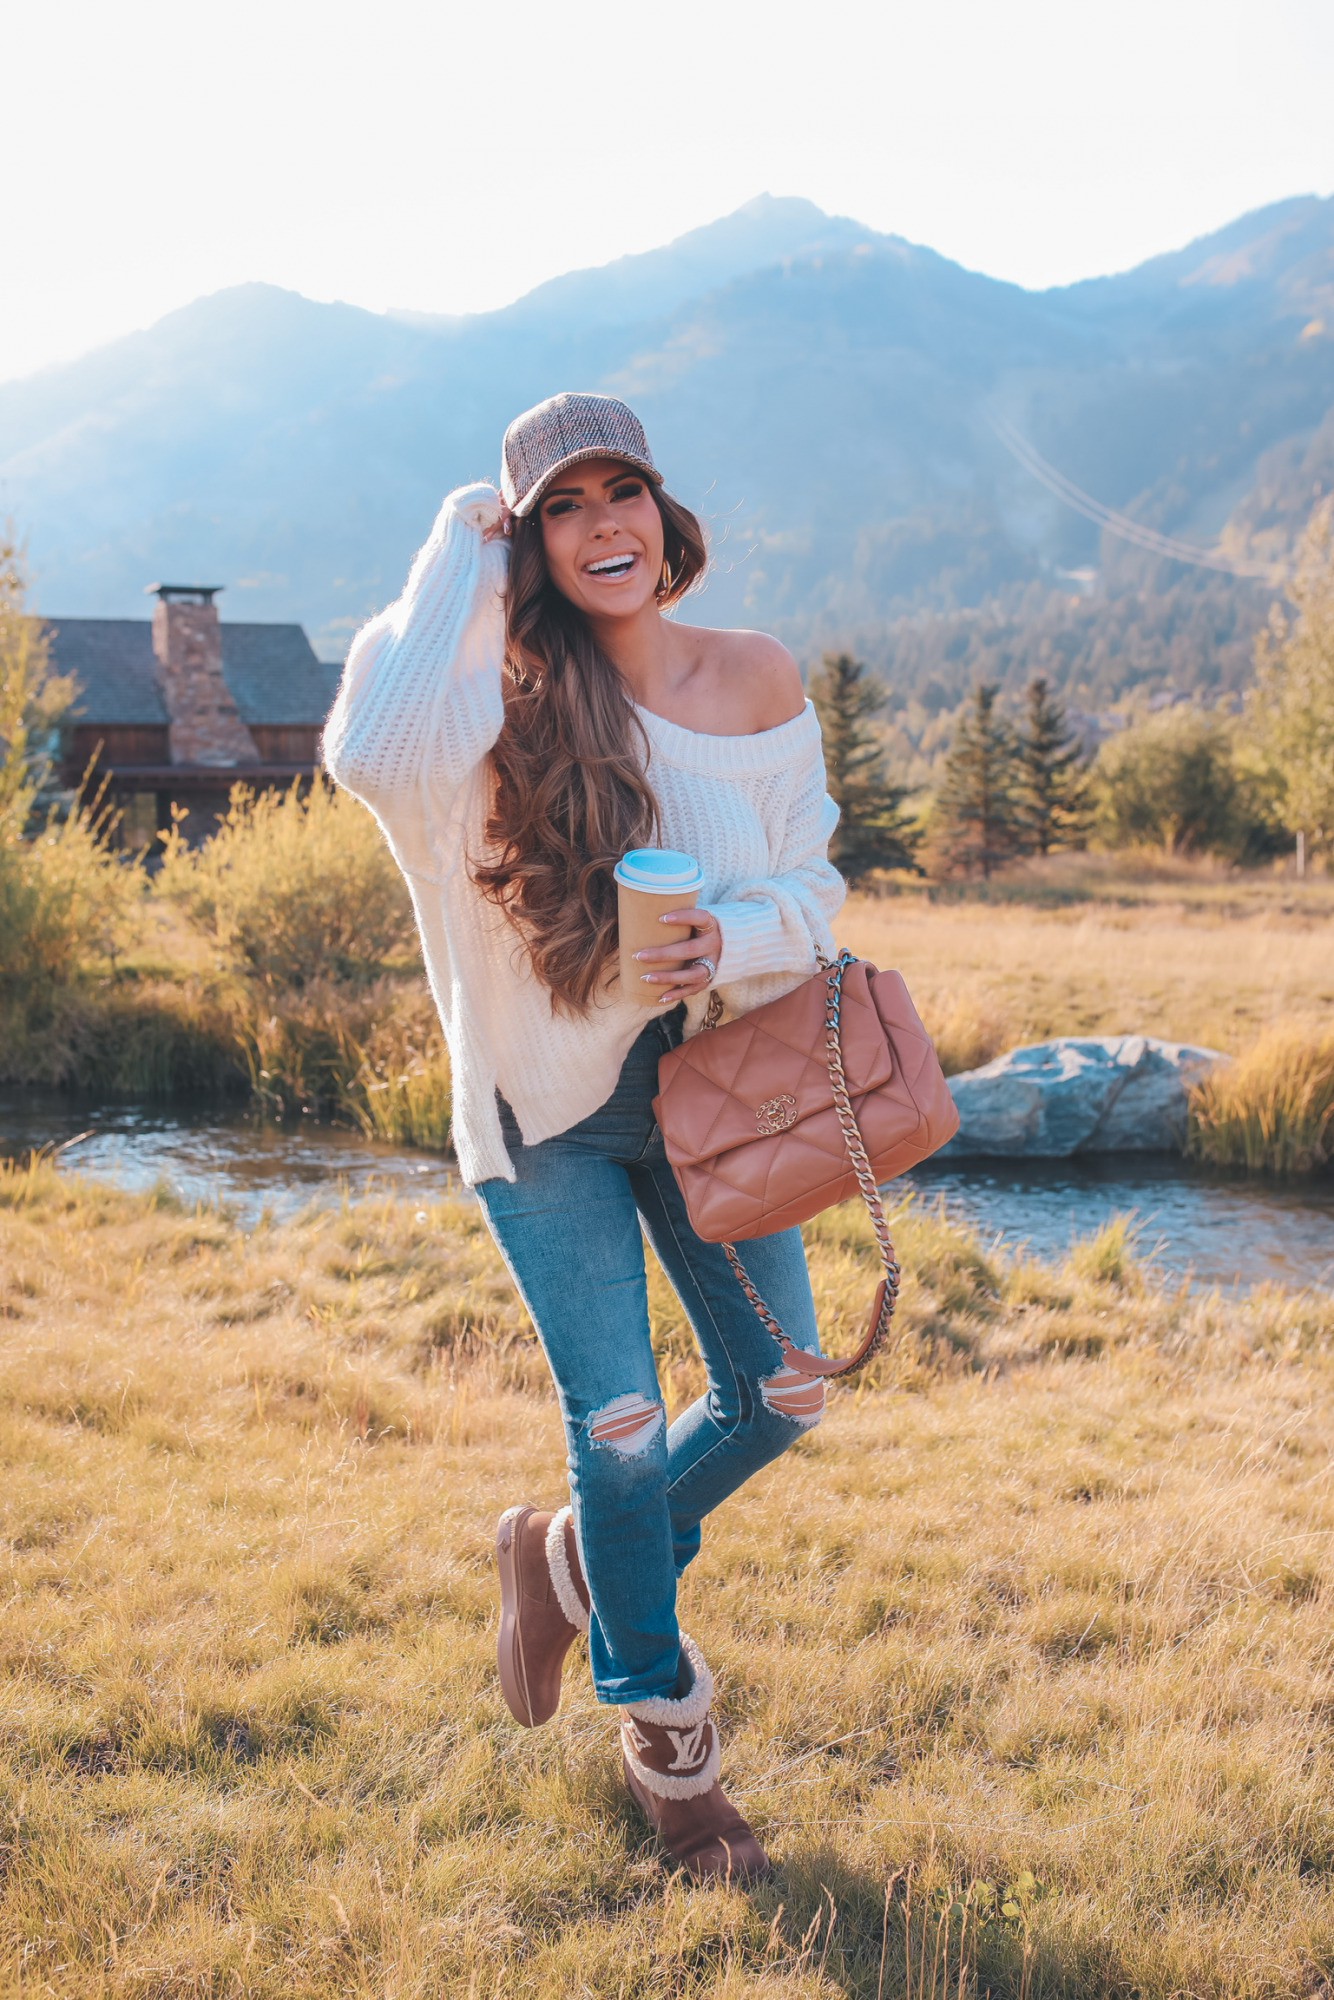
[500,391,662,518]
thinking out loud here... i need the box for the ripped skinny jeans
[475,1006,822,1706]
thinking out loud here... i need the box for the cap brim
[510,447,663,518]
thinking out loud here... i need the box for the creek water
[2,1088,1331,1294]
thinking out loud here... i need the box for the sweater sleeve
[703,737,846,982]
[322,482,509,810]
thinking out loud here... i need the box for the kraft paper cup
[614,848,705,1006]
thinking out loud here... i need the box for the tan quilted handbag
[652,951,959,1378]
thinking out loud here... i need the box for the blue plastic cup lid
[613,847,704,894]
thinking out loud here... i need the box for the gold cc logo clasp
[755,1092,798,1136]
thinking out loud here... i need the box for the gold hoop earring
[658,560,672,597]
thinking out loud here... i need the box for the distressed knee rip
[587,1391,665,1457]
[760,1364,825,1429]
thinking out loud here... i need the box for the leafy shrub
[1188,1023,1334,1173]
[1247,497,1334,860]
[0,527,78,821]
[0,529,135,1004]
[0,795,140,1000]
[1092,708,1280,859]
[157,780,417,989]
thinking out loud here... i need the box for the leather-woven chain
[714,950,902,1381]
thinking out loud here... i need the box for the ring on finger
[693,955,718,984]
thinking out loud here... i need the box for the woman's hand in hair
[633,909,724,1006]
[483,502,513,543]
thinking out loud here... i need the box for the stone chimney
[148,584,259,766]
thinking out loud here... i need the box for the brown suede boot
[495,1503,589,1727]
[620,1635,770,1885]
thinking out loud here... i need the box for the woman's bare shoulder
[676,623,807,732]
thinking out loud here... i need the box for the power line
[992,417,1274,579]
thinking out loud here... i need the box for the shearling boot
[620,1635,770,1884]
[495,1503,589,1727]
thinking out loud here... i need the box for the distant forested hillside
[1,191,1331,693]
[836,558,1272,717]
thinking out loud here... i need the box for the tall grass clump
[239,977,452,1146]
[156,777,417,988]
[4,979,250,1096]
[1066,1209,1143,1287]
[1188,1021,1334,1172]
[919,995,1014,1076]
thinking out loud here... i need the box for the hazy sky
[5,0,1332,386]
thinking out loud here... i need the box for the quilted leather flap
[655,958,894,1168]
[869,969,938,1083]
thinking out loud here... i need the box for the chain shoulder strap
[716,950,901,1380]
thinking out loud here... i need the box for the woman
[324,391,844,1883]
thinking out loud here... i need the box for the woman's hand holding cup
[615,849,714,1007]
[633,908,723,1005]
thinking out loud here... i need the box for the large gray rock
[943,1036,1226,1157]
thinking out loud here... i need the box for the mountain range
[2,192,1331,703]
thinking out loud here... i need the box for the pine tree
[934,682,1027,879]
[1016,676,1092,853]
[809,651,920,885]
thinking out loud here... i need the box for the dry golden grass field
[840,864,1334,1076]
[5,1157,1334,1999]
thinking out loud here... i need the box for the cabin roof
[42,618,342,727]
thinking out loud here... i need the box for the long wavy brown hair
[472,482,707,1011]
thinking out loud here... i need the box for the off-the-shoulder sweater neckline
[631,698,820,774]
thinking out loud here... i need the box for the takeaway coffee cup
[614,848,706,1006]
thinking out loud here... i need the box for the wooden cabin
[46,584,343,845]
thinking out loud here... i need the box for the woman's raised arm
[322,482,509,811]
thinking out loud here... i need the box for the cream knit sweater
[323,481,845,1185]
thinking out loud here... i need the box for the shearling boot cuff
[618,1634,721,1801]
[545,1506,590,1633]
